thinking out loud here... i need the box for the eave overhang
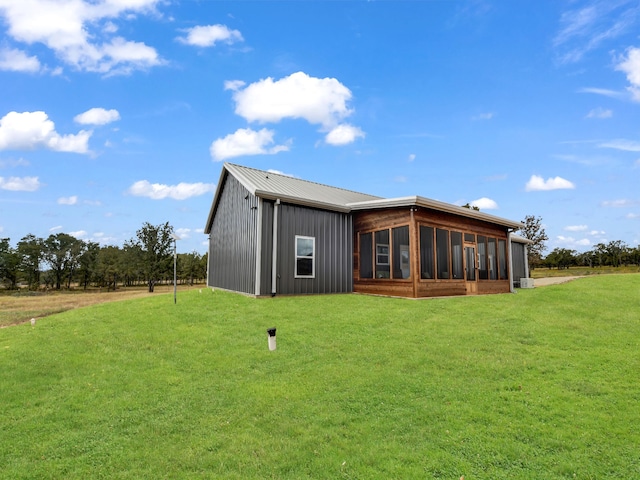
[348,195,524,230]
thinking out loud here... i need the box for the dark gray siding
[272,203,353,295]
[259,200,274,296]
[511,241,527,287]
[208,174,259,294]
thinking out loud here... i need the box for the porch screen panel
[375,230,390,279]
[436,228,450,280]
[392,226,410,279]
[451,231,463,279]
[498,239,508,279]
[478,235,488,280]
[359,232,373,279]
[420,226,434,280]
[488,238,497,280]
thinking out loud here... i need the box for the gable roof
[204,163,381,233]
[205,163,523,233]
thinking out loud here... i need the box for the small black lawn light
[267,327,277,351]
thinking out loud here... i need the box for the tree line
[0,222,207,292]
[519,215,640,270]
[541,241,640,270]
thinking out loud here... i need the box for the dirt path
[532,276,582,287]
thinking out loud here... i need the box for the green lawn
[1,276,639,479]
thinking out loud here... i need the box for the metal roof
[225,163,382,211]
[205,163,524,233]
[347,195,523,230]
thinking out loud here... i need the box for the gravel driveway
[531,276,582,287]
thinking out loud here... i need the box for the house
[205,163,530,298]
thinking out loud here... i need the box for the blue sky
[0,0,639,255]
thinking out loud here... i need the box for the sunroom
[350,197,523,298]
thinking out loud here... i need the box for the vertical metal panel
[275,203,353,295]
[207,174,258,294]
[260,201,274,295]
[511,241,526,286]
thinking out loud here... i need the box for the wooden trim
[353,207,512,298]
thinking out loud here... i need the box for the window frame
[294,235,316,279]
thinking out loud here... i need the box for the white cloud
[224,80,246,91]
[325,124,365,146]
[616,46,640,101]
[627,213,640,219]
[525,175,575,191]
[586,107,612,118]
[0,111,91,153]
[408,154,416,162]
[0,0,163,75]
[177,24,243,47]
[394,176,408,183]
[0,47,41,72]
[0,157,29,168]
[565,225,588,232]
[590,230,606,236]
[74,107,120,125]
[470,197,498,210]
[49,225,63,233]
[578,87,625,98]
[127,180,215,200]
[210,128,289,161]
[175,227,191,239]
[58,195,78,205]
[472,112,494,121]
[69,230,88,239]
[556,235,592,247]
[554,2,639,63]
[601,199,636,207]
[230,71,355,128]
[599,139,640,152]
[634,159,640,168]
[0,175,41,191]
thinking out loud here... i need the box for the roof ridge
[225,162,381,200]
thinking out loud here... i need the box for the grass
[0,285,194,328]
[1,275,639,479]
[530,265,640,278]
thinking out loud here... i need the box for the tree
[127,222,174,293]
[77,241,100,290]
[605,240,627,268]
[180,251,207,286]
[545,248,576,270]
[42,233,85,290]
[96,245,124,290]
[518,215,548,269]
[0,238,21,289]
[17,234,44,289]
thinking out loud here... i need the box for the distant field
[530,265,640,278]
[1,275,639,478]
[0,285,200,328]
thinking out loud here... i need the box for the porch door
[464,245,477,294]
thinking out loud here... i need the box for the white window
[295,236,315,278]
[376,244,390,266]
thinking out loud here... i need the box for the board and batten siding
[207,174,259,295]
[267,202,353,295]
